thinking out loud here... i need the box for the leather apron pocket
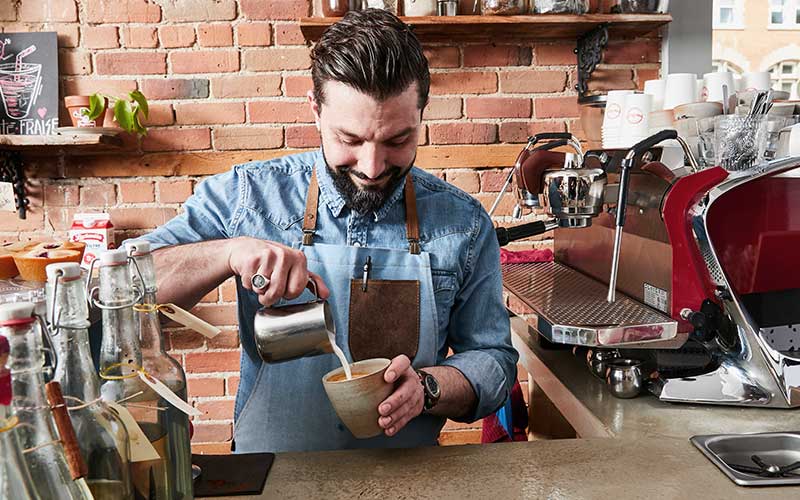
[348,279,420,362]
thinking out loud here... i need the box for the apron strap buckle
[303,230,315,246]
[408,238,421,255]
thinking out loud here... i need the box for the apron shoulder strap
[302,169,320,246]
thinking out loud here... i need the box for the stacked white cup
[643,79,666,111]
[619,93,653,148]
[703,71,735,103]
[663,73,698,110]
[742,71,771,92]
[602,90,635,148]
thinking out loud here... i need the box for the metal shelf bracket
[0,150,28,219]
[575,23,610,104]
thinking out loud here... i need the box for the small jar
[481,0,527,15]
[436,0,458,15]
[321,0,350,16]
[532,0,588,14]
[405,0,437,15]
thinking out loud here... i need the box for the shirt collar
[313,150,410,222]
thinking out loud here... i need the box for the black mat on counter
[192,452,274,497]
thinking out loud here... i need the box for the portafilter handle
[608,130,678,303]
[495,220,560,247]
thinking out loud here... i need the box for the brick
[464,45,531,67]
[198,23,233,47]
[208,329,240,349]
[417,126,427,146]
[59,50,91,76]
[82,26,119,49]
[195,399,235,421]
[480,169,512,192]
[80,184,116,207]
[213,127,283,150]
[604,40,660,64]
[109,207,177,229]
[47,208,78,232]
[423,47,459,68]
[429,123,496,145]
[430,72,496,95]
[159,180,194,204]
[240,0,310,20]
[212,75,281,98]
[191,442,232,454]
[1,209,44,232]
[170,51,239,74]
[185,351,240,373]
[499,70,567,93]
[0,1,15,20]
[227,376,240,395]
[159,25,196,48]
[53,24,80,48]
[161,0,236,21]
[18,0,77,22]
[283,75,312,97]
[122,26,158,48]
[498,121,567,143]
[86,0,161,23]
[422,97,461,120]
[141,128,211,152]
[168,329,204,350]
[534,96,580,119]
[244,48,311,71]
[191,423,232,443]
[475,193,515,217]
[465,97,531,119]
[176,102,245,125]
[236,23,272,47]
[188,377,225,398]
[249,101,313,123]
[446,170,479,193]
[119,182,155,203]
[191,304,238,326]
[534,43,576,65]
[220,279,237,302]
[586,68,635,93]
[44,185,79,207]
[96,52,166,75]
[438,429,482,446]
[274,24,305,45]
[286,125,320,148]
[142,78,209,100]
[635,66,661,89]
[63,79,138,97]
[200,288,217,303]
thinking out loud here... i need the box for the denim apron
[233,166,445,453]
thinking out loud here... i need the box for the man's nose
[357,143,387,179]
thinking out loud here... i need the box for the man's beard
[322,146,414,215]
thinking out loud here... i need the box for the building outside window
[768,0,800,27]
[769,60,800,92]
[714,0,744,28]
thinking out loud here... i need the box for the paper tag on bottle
[106,401,161,463]
[0,182,14,212]
[158,303,221,339]
[137,370,202,417]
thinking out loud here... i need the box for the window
[714,0,743,28]
[769,60,800,93]
[769,0,800,27]
[712,60,744,75]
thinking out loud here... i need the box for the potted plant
[64,90,149,135]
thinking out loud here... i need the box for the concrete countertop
[209,436,796,499]
[509,316,800,440]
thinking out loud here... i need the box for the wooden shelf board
[300,14,671,43]
[0,129,123,151]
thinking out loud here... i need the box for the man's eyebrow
[333,127,414,142]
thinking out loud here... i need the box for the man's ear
[308,90,321,131]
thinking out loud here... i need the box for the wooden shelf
[0,129,123,151]
[300,14,671,43]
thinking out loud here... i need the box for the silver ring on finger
[251,273,269,291]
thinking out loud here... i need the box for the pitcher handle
[306,276,320,301]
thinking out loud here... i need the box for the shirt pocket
[431,269,457,334]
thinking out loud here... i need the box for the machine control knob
[681,308,713,342]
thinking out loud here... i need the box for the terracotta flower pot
[64,95,108,128]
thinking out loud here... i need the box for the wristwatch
[416,369,441,412]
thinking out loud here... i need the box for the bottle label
[137,370,202,417]
[106,402,161,462]
[152,303,221,339]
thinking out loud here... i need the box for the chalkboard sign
[0,32,58,135]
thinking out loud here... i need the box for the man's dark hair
[311,9,430,110]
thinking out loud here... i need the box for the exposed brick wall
[1,0,660,453]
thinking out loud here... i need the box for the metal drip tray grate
[691,432,800,486]
[502,261,677,346]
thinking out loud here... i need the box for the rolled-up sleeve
[440,207,518,422]
[139,169,241,251]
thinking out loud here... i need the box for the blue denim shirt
[140,150,518,422]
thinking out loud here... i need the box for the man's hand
[378,355,424,437]
[227,236,330,306]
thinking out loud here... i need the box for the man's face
[309,81,422,214]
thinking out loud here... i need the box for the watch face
[425,374,440,398]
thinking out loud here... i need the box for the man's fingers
[309,272,330,299]
[384,355,411,384]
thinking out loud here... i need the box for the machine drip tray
[502,261,678,347]
[691,432,800,486]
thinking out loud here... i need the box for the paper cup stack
[602,90,634,148]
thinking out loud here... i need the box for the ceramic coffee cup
[322,358,393,439]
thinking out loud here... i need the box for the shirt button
[353,242,361,248]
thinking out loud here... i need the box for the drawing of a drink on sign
[0,42,41,120]
[0,32,58,135]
